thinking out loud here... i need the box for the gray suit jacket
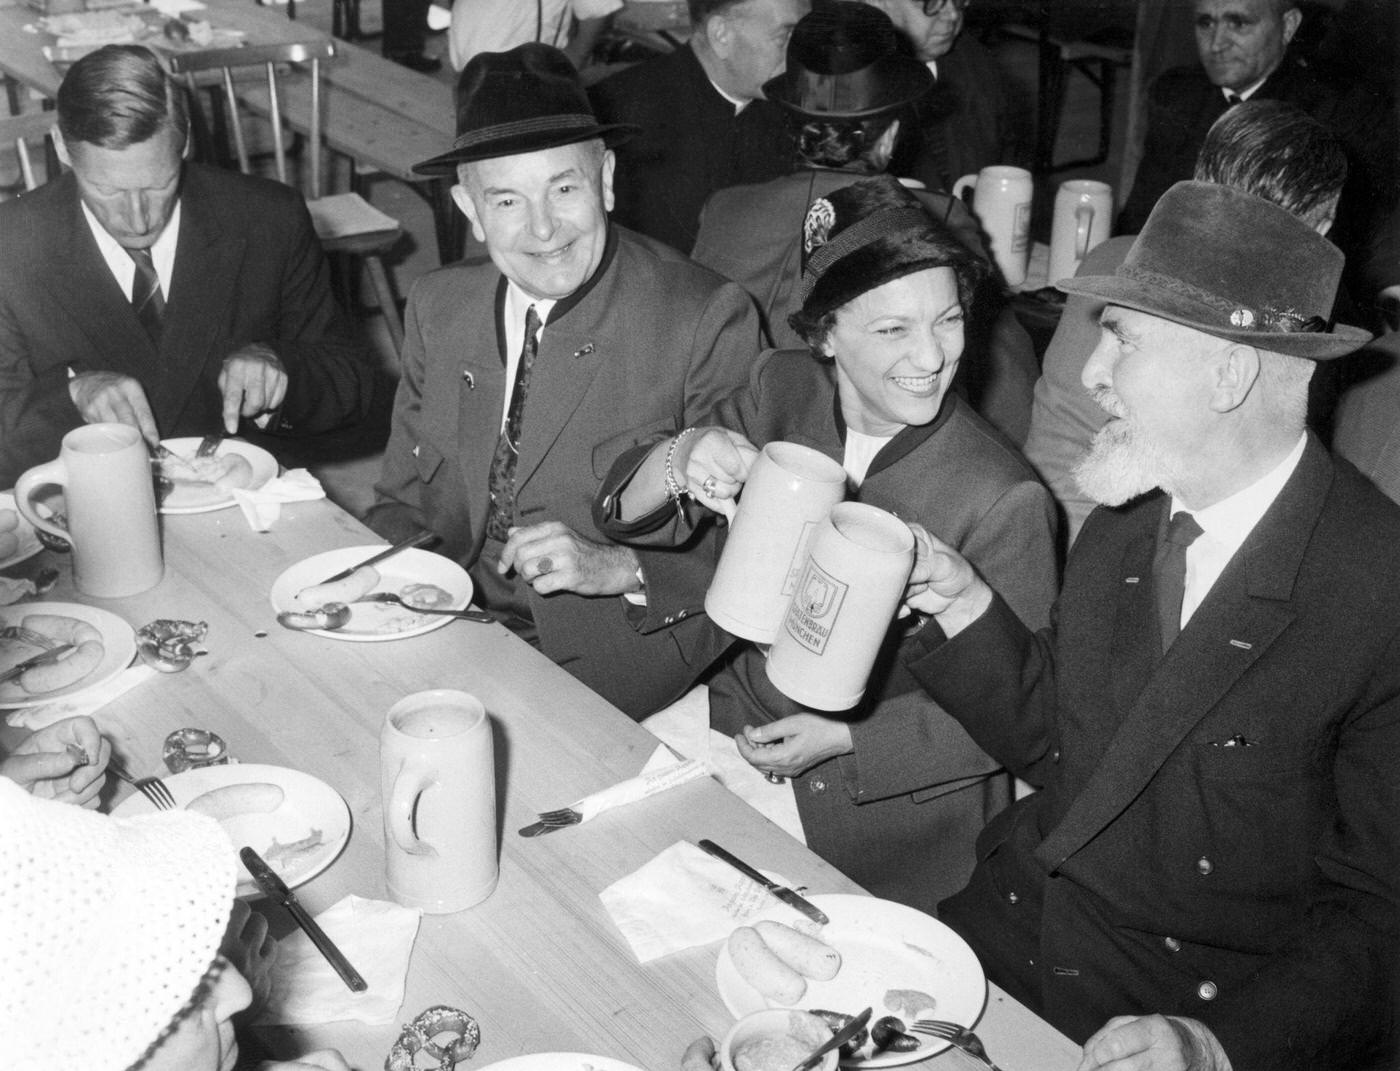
[367,226,762,718]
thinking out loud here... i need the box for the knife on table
[240,846,367,992]
[698,839,830,925]
[0,644,76,686]
[316,530,441,585]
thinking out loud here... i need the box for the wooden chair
[0,110,59,193]
[168,41,404,355]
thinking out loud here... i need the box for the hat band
[1119,264,1329,335]
[451,113,600,152]
[802,205,931,299]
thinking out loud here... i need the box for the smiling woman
[595,174,1059,914]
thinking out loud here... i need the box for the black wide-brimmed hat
[413,43,636,176]
[1059,181,1372,360]
[762,1,934,120]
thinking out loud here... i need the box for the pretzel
[385,1005,481,1071]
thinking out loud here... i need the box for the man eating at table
[0,45,375,489]
[366,43,761,719]
[901,181,1400,1070]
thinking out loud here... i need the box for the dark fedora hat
[413,43,636,176]
[1059,181,1372,360]
[762,1,934,120]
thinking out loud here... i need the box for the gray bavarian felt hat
[763,1,934,120]
[1058,181,1372,360]
[413,43,636,176]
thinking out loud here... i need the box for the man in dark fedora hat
[690,0,1038,445]
[366,43,762,719]
[902,181,1400,1070]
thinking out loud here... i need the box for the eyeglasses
[921,0,970,16]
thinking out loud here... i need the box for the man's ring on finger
[701,475,719,498]
[536,557,554,576]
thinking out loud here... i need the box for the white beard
[1074,394,1189,506]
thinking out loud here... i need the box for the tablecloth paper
[231,468,325,532]
[600,840,809,963]
[257,894,421,1026]
[4,663,156,730]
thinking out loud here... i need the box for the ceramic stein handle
[13,459,73,548]
[388,762,437,857]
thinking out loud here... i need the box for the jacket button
[1197,980,1218,1001]
[1163,937,1181,952]
[808,779,826,793]
[1196,857,1213,876]
[663,615,674,625]
[1051,748,1061,763]
[676,609,688,619]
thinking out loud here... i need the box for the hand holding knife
[698,839,829,925]
[240,846,367,992]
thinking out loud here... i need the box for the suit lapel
[1035,440,1332,872]
[1109,503,1164,716]
[514,321,605,492]
[458,276,509,544]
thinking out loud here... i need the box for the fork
[532,806,582,828]
[108,756,178,811]
[909,1021,1005,1070]
[353,592,495,623]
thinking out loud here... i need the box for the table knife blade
[698,839,830,925]
[239,846,367,992]
[318,530,441,585]
[0,644,76,686]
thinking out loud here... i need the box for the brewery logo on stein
[783,560,848,655]
[781,521,822,597]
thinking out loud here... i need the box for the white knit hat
[0,778,237,1071]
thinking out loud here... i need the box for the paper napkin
[0,576,39,607]
[557,747,710,824]
[231,468,325,532]
[600,840,809,963]
[5,663,156,730]
[257,894,421,1026]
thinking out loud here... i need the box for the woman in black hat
[595,175,1057,914]
[690,0,1039,446]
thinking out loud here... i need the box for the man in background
[0,45,373,488]
[588,0,808,253]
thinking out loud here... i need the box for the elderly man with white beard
[893,181,1400,1071]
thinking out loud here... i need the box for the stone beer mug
[704,441,847,644]
[952,165,1034,286]
[765,502,914,711]
[1047,179,1113,286]
[381,689,498,913]
[13,422,163,597]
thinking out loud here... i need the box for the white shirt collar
[1223,75,1268,103]
[498,281,556,430]
[706,76,750,114]
[80,198,181,300]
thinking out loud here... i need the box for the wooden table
[0,0,466,262]
[1,500,1081,1071]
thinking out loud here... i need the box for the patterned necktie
[485,304,542,543]
[1153,510,1204,653]
[127,247,165,344]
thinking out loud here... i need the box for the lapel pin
[573,343,595,359]
[461,370,475,388]
[1229,639,1253,650]
[1125,576,1140,584]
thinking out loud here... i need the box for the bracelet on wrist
[663,428,697,519]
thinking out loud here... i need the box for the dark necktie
[1152,510,1204,653]
[127,247,165,344]
[485,304,542,543]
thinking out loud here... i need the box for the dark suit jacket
[588,43,794,254]
[1119,60,1400,295]
[600,351,1056,914]
[692,168,1039,446]
[906,437,1400,1070]
[0,164,374,487]
[893,32,1019,194]
[366,226,761,719]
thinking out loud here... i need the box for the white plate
[157,437,279,514]
[0,602,136,708]
[476,1056,646,1071]
[269,546,474,642]
[112,763,352,897]
[0,492,43,570]
[715,894,987,1068]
